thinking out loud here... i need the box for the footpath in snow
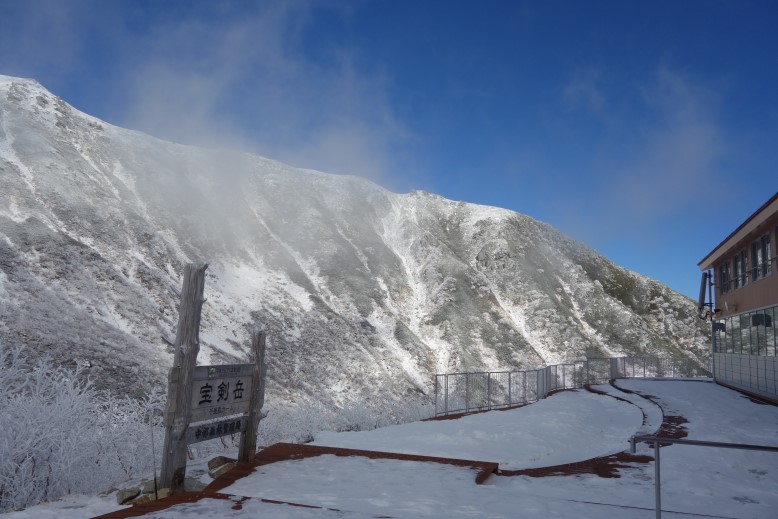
[7,379,778,518]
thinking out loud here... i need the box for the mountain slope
[0,75,710,405]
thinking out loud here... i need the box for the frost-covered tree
[0,344,164,512]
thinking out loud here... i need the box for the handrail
[629,435,778,519]
[434,357,712,416]
[630,435,778,453]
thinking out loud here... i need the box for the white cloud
[114,1,409,187]
[555,66,727,245]
[607,67,725,222]
[563,67,606,114]
[0,1,93,79]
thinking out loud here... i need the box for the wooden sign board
[190,364,253,423]
[185,416,247,445]
[190,400,251,423]
[193,364,254,381]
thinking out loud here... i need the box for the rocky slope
[0,75,710,406]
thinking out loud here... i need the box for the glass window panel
[751,234,772,281]
[727,317,734,353]
[719,264,731,294]
[731,315,740,354]
[755,311,765,356]
[733,255,740,289]
[752,242,760,281]
[713,320,723,353]
[741,314,751,355]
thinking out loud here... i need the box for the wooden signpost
[159,263,268,494]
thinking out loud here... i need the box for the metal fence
[434,357,712,416]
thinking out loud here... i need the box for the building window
[719,263,731,294]
[751,234,771,281]
[731,314,740,353]
[733,249,748,289]
[716,305,778,357]
[740,314,751,354]
[712,320,726,353]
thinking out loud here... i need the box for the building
[698,192,778,402]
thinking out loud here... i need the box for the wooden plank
[160,263,208,494]
[238,330,266,462]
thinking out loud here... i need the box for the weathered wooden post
[239,330,267,462]
[159,263,269,495]
[160,262,208,494]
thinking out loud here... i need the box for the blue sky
[2,0,777,299]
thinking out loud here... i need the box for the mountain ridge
[0,75,709,406]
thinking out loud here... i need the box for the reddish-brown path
[207,442,499,492]
[93,381,717,517]
[92,443,498,518]
[499,382,690,478]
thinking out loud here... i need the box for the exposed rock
[184,477,208,492]
[208,455,237,472]
[98,486,118,497]
[130,487,170,506]
[209,462,237,480]
[116,487,141,505]
[141,478,161,494]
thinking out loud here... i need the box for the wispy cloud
[608,67,725,222]
[555,66,727,246]
[0,1,412,189]
[0,1,93,79]
[563,67,606,114]
[114,2,408,187]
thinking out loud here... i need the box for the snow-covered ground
[5,380,778,518]
[313,389,644,469]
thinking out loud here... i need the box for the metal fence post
[654,441,662,519]
[444,374,449,416]
[465,373,470,413]
[434,375,439,414]
[541,368,544,398]
[523,371,527,403]
[536,369,541,399]
[508,371,512,406]
[487,372,492,410]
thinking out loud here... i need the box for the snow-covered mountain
[0,75,709,405]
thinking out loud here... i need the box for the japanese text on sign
[185,417,246,445]
[190,364,253,421]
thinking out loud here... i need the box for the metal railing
[629,435,778,519]
[434,357,712,416]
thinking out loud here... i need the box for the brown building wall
[713,212,778,319]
